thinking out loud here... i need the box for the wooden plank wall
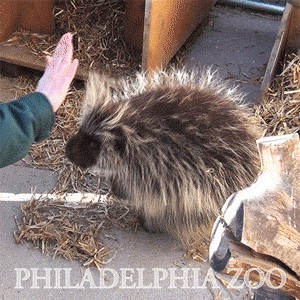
[142,0,216,71]
[260,2,300,101]
[0,0,54,43]
[259,3,293,101]
[286,4,300,51]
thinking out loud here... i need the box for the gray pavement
[0,4,281,300]
[185,5,281,104]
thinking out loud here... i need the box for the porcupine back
[66,69,261,250]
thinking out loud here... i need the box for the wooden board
[0,43,87,81]
[142,0,216,70]
[287,2,300,51]
[0,0,215,77]
[0,192,104,203]
[125,0,145,53]
[260,2,300,101]
[0,0,54,43]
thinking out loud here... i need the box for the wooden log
[210,218,300,298]
[209,133,300,298]
[223,133,300,276]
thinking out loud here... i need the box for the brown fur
[66,69,262,253]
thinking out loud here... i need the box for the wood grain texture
[225,238,300,299]
[242,134,300,277]
[260,3,300,101]
[210,221,300,298]
[142,0,216,70]
[259,3,293,101]
[287,5,300,51]
[0,0,54,43]
[210,134,300,298]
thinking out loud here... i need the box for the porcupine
[66,68,261,253]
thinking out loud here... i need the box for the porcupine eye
[66,130,101,169]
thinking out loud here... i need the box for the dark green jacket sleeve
[0,92,54,168]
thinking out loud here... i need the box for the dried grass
[254,52,300,136]
[14,195,138,269]
[2,0,140,76]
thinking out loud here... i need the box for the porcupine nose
[66,131,101,169]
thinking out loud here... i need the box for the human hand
[36,32,79,112]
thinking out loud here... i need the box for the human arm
[0,92,54,168]
[0,32,78,168]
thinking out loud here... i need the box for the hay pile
[5,0,140,75]
[15,196,138,269]
[255,52,300,136]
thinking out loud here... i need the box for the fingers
[51,32,74,67]
[61,32,74,65]
[36,32,79,113]
[66,58,79,85]
[43,33,78,83]
[45,55,53,68]
[70,58,79,77]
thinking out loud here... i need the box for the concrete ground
[0,4,281,300]
[185,5,282,104]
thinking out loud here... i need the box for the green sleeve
[0,92,54,168]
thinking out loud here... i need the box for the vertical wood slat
[0,0,54,43]
[142,0,216,71]
[260,2,300,102]
[0,0,20,43]
[125,0,145,54]
[19,0,54,35]
[287,4,300,51]
[259,3,293,101]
